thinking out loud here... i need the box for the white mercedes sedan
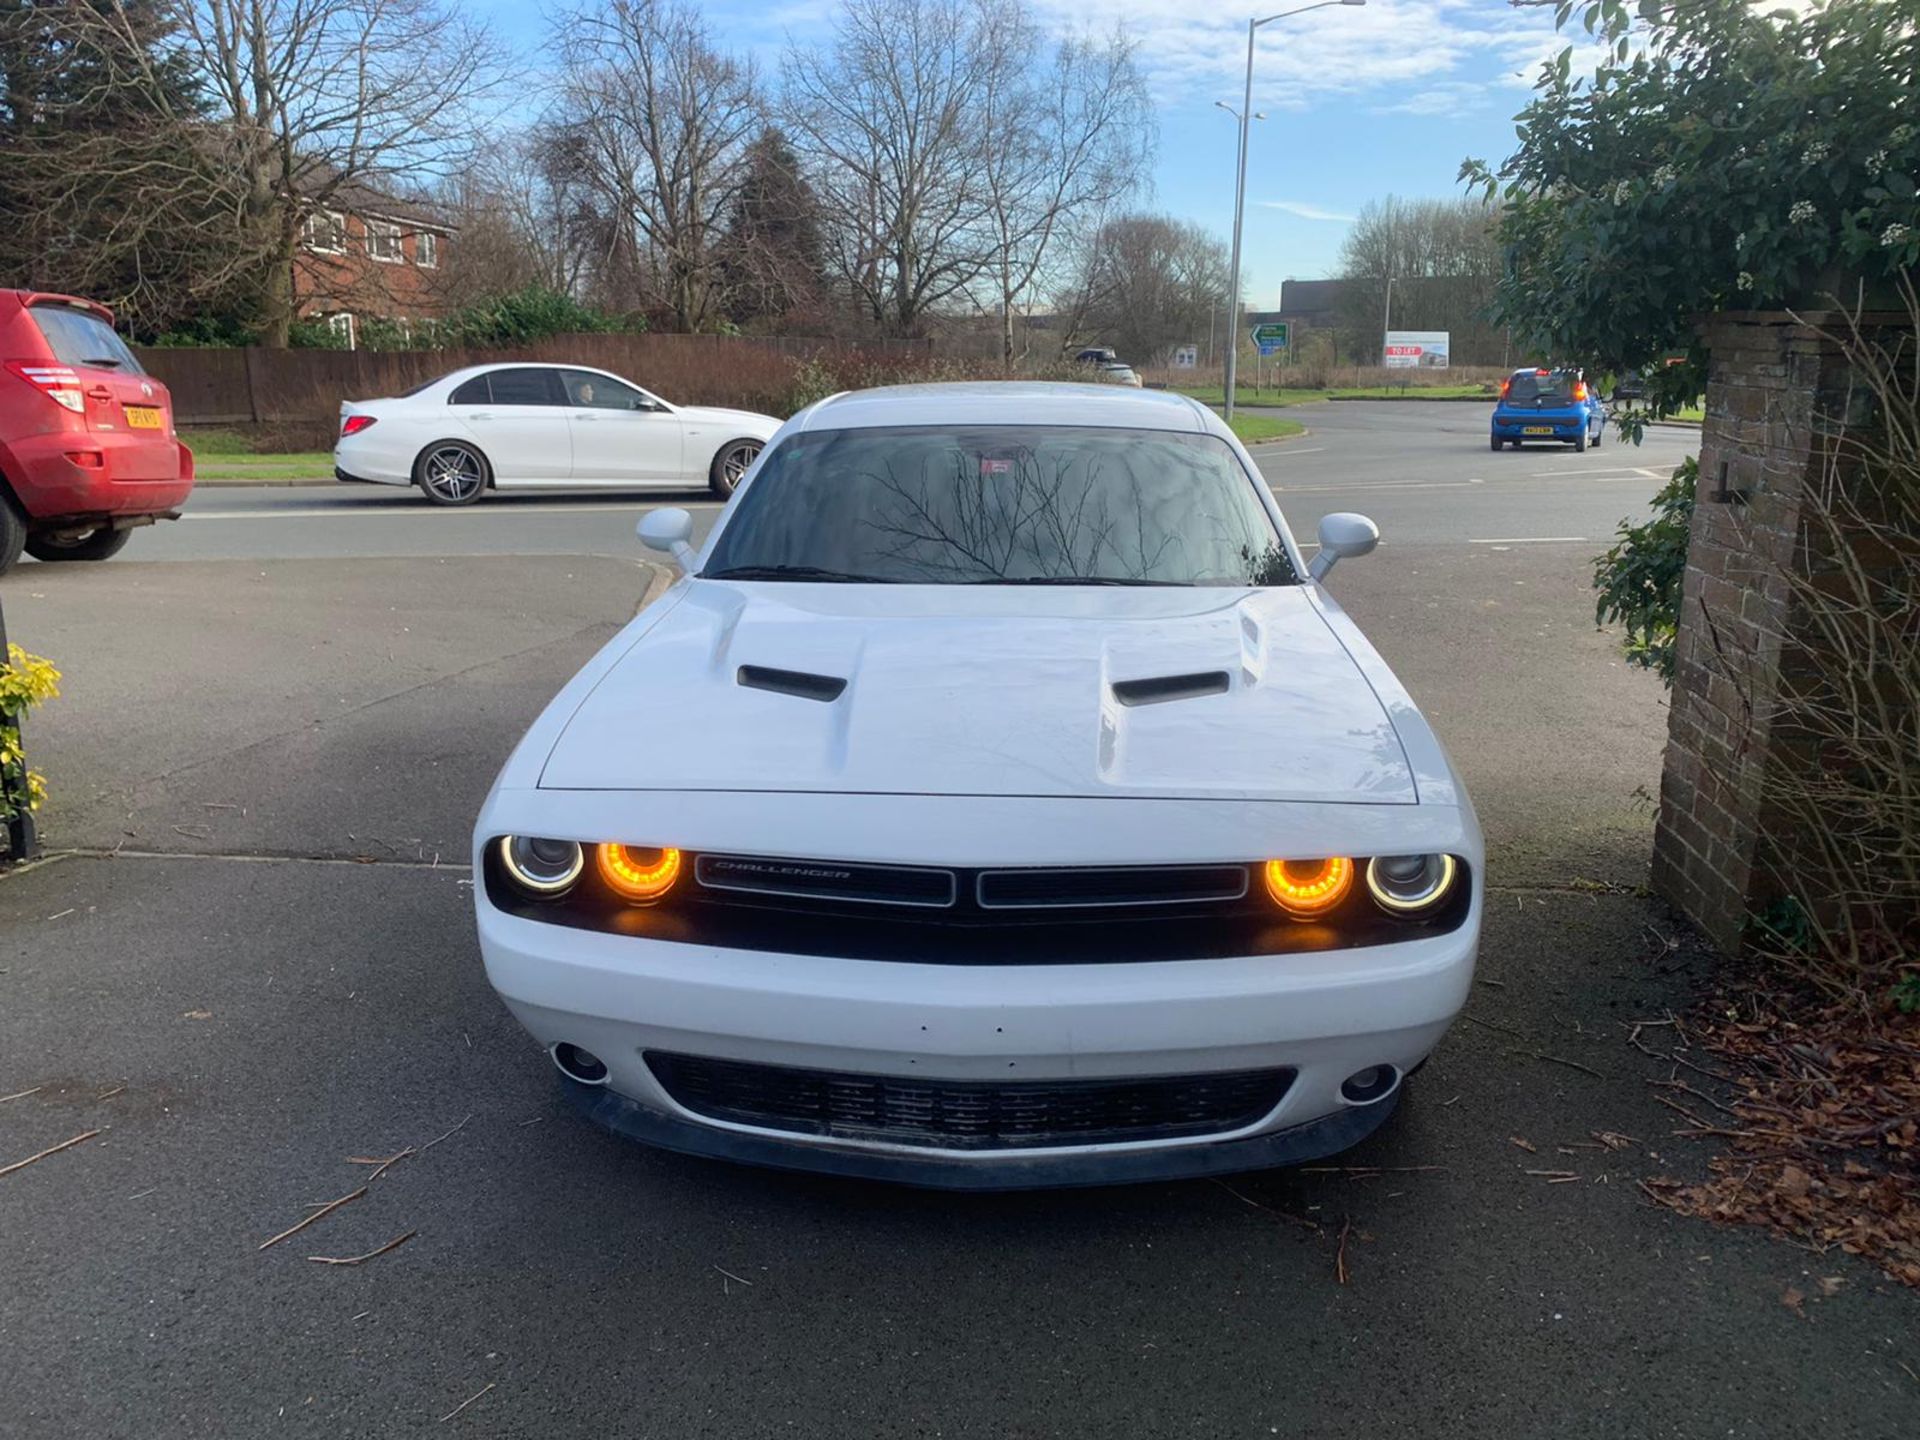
[472,383,1482,1188]
[332,362,781,504]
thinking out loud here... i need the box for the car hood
[673,404,779,435]
[538,584,1416,804]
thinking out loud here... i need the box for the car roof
[796,382,1217,435]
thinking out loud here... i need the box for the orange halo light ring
[1263,856,1355,919]
[595,843,683,902]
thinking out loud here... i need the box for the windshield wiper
[970,575,1187,587]
[703,564,901,584]
[82,356,124,369]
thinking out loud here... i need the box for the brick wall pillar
[1650,309,1910,953]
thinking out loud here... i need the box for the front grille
[977,864,1249,910]
[646,1052,1293,1150]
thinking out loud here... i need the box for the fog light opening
[552,1042,609,1086]
[1339,1064,1400,1106]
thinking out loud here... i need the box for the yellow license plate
[1522,425,1555,435]
[123,405,164,429]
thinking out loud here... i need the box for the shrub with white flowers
[1462,0,1920,416]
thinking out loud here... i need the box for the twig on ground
[0,1129,102,1179]
[95,1084,127,1101]
[417,1115,472,1156]
[1650,1076,1743,1117]
[259,1188,367,1250]
[438,1382,495,1423]
[1212,1178,1321,1230]
[1461,1013,1527,1039]
[307,1230,417,1266]
[714,1265,754,1289]
[46,908,75,921]
[1525,1169,1580,1182]
[0,1085,43,1104]
[1335,1215,1352,1285]
[347,1148,416,1184]
[1504,1047,1605,1079]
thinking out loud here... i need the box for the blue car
[1490,367,1605,452]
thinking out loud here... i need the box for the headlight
[1365,853,1459,915]
[497,835,585,895]
[595,843,683,903]
[1262,856,1354,919]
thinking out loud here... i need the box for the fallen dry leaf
[1511,1136,1538,1153]
[1781,1285,1806,1319]
[182,1010,212,1021]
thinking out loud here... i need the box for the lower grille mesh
[646,1052,1293,1150]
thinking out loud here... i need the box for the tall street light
[1221,0,1367,423]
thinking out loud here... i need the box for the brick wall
[1651,309,1911,952]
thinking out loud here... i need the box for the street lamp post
[1381,275,1395,367]
[1220,0,1366,423]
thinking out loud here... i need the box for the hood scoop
[737,664,847,703]
[1111,670,1230,708]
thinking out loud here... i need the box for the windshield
[703,425,1296,587]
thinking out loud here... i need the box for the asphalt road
[100,401,1700,564]
[4,404,1913,1438]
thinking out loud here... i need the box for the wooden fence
[135,332,935,430]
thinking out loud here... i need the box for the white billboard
[1383,331,1451,369]
[1172,344,1198,370]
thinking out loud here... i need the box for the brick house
[293,185,456,347]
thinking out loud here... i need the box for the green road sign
[1250,322,1289,356]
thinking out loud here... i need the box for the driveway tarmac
[0,417,1912,1438]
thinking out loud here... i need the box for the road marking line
[1468,536,1588,544]
[1528,466,1646,478]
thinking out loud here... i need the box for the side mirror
[1309,512,1379,581]
[637,507,696,573]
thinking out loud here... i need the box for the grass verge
[1227,415,1306,445]
[1173,383,1493,408]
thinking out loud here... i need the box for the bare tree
[1071,213,1231,366]
[549,0,759,332]
[65,0,501,344]
[976,23,1153,366]
[1337,195,1506,364]
[439,135,599,305]
[784,0,1009,336]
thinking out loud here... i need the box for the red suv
[0,290,194,574]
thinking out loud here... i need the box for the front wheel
[708,439,763,500]
[1591,422,1603,449]
[25,526,133,563]
[414,441,489,506]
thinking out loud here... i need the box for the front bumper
[478,897,1476,1187]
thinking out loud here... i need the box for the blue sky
[472,0,1598,308]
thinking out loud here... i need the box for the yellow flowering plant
[0,643,60,826]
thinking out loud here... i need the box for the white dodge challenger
[472,383,1482,1188]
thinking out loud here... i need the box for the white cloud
[1256,200,1357,222]
[1375,80,1493,117]
[1027,0,1579,110]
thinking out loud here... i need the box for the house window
[326,312,356,349]
[366,220,403,263]
[304,210,346,254]
[416,231,439,269]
